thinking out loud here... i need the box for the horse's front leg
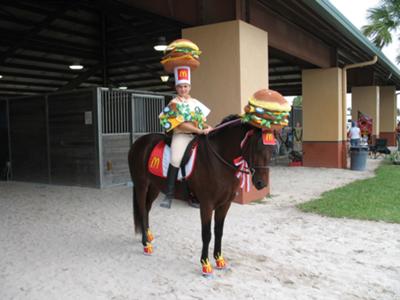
[214,200,231,270]
[200,205,213,276]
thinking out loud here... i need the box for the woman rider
[159,64,212,209]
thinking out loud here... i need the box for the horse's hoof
[215,254,227,270]
[201,259,213,276]
[146,229,154,243]
[143,243,153,255]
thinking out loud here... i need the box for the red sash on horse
[148,141,198,180]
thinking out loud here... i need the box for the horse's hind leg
[214,201,232,270]
[144,184,160,243]
[134,182,153,255]
[200,205,213,276]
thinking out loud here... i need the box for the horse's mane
[216,114,241,126]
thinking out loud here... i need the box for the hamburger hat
[160,39,201,85]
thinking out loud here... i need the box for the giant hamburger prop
[161,39,201,74]
[242,89,290,131]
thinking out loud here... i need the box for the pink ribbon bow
[233,156,251,192]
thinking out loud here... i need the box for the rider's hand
[202,127,213,135]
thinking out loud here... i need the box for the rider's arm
[176,122,211,135]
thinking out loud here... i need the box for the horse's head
[242,129,274,190]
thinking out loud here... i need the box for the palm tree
[361,0,400,63]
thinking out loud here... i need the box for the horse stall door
[99,89,165,188]
[8,96,49,183]
[0,100,10,180]
[48,90,99,187]
[99,89,132,187]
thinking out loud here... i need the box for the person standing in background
[292,122,303,153]
[348,121,361,147]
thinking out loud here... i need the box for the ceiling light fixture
[160,75,169,82]
[69,64,84,70]
[118,86,128,90]
[154,36,167,51]
[0,75,3,79]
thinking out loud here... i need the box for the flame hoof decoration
[201,259,213,276]
[146,229,154,243]
[215,254,227,269]
[143,243,153,256]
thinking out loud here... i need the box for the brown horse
[128,115,274,275]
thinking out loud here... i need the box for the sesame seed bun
[165,39,200,52]
[249,89,291,112]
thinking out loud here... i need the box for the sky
[288,0,400,112]
[329,0,400,67]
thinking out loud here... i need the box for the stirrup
[160,195,172,209]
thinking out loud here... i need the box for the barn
[1,0,399,190]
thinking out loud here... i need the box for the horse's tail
[132,185,142,234]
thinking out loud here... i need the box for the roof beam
[108,67,164,78]
[269,70,301,76]
[0,80,62,88]
[251,1,334,68]
[1,1,97,27]
[0,86,55,93]
[0,14,99,41]
[0,53,98,66]
[0,5,68,64]
[0,62,84,74]
[0,70,102,84]
[58,63,103,91]
[0,30,100,57]
[0,36,99,60]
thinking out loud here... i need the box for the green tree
[361,0,400,63]
[292,96,302,107]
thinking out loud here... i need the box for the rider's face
[176,84,191,98]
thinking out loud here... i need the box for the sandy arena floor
[1,158,399,300]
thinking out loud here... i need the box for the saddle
[148,135,200,206]
[148,135,199,180]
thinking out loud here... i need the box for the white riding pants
[170,133,195,168]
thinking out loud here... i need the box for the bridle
[204,125,270,176]
[239,130,270,174]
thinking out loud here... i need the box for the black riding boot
[160,165,179,209]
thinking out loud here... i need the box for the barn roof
[0,0,399,98]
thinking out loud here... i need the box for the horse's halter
[240,130,270,175]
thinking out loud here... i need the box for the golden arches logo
[264,133,273,141]
[150,157,160,169]
[178,70,188,79]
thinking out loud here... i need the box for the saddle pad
[148,141,198,180]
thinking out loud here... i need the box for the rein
[204,121,269,175]
[204,135,251,174]
[204,118,250,173]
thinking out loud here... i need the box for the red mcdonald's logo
[262,132,275,145]
[178,69,189,80]
[150,156,160,169]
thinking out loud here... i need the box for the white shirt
[349,127,361,139]
[172,97,210,117]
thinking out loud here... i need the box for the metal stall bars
[98,88,165,187]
